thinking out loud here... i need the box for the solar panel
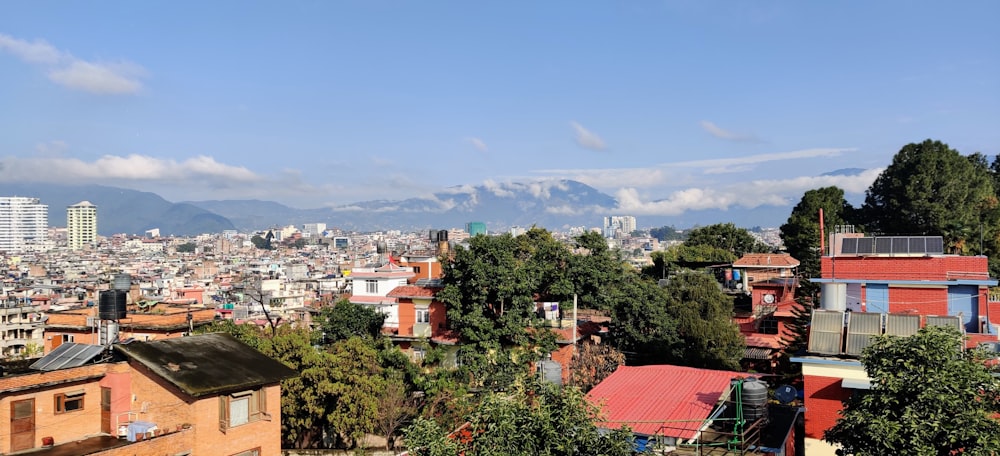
[841,238,858,254]
[875,237,892,254]
[926,315,963,333]
[926,237,944,254]
[30,343,106,372]
[891,237,909,254]
[808,310,845,355]
[857,237,875,254]
[908,237,926,254]
[885,314,920,337]
[846,312,883,356]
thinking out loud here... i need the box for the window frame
[415,308,430,324]
[219,388,268,432]
[54,391,85,414]
[365,279,378,294]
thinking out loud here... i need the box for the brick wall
[189,383,284,456]
[802,374,850,439]
[887,287,948,315]
[128,361,195,437]
[821,255,988,281]
[0,363,111,453]
[95,427,195,456]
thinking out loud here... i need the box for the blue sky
[1,1,997,220]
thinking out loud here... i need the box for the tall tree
[862,139,996,253]
[663,271,744,370]
[684,223,771,258]
[327,336,386,449]
[569,343,625,392]
[404,381,635,456]
[824,326,1000,455]
[780,186,854,293]
[317,299,387,344]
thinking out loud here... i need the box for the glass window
[55,391,85,413]
[416,308,430,323]
[365,280,377,294]
[230,396,249,426]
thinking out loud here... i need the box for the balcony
[412,323,431,338]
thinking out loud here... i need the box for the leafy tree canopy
[404,381,634,456]
[175,242,196,253]
[780,186,854,293]
[663,271,744,370]
[824,326,1000,455]
[684,223,771,258]
[861,139,997,254]
[649,225,686,242]
[318,299,387,343]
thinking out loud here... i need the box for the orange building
[0,333,295,455]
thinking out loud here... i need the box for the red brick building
[0,333,295,455]
[793,234,999,455]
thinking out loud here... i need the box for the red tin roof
[587,365,739,439]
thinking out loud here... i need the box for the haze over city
[1,1,997,223]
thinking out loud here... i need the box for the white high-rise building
[67,201,98,250]
[0,197,49,253]
[603,215,637,239]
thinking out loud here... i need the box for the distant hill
[0,184,235,236]
[821,168,867,177]
[0,175,839,235]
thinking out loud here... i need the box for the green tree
[824,326,1000,455]
[175,242,196,253]
[649,225,686,242]
[605,272,680,365]
[251,234,273,250]
[684,222,771,258]
[317,299,387,344]
[404,381,634,456]
[861,139,996,253]
[780,186,854,293]
[327,337,386,448]
[663,271,744,370]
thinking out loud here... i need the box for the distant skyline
[1,1,997,220]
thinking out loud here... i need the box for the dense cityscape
[2,2,998,455]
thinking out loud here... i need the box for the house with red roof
[792,233,1000,455]
[586,364,801,455]
[717,253,801,371]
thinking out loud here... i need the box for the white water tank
[821,282,847,311]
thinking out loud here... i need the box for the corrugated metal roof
[30,343,106,371]
[586,365,738,440]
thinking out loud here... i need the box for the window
[412,347,426,362]
[365,280,377,294]
[412,266,421,274]
[62,334,74,343]
[759,317,779,335]
[219,388,267,432]
[55,391,85,413]
[416,308,430,324]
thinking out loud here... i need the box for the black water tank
[98,290,127,320]
[741,377,768,422]
[437,230,448,242]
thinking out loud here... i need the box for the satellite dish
[774,384,797,404]
[763,293,776,304]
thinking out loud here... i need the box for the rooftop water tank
[98,290,127,321]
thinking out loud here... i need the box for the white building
[0,197,48,253]
[66,200,98,250]
[603,215,636,239]
[302,223,327,237]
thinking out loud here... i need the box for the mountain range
[0,173,870,235]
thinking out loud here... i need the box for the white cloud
[482,179,514,197]
[466,137,488,153]
[0,154,257,187]
[570,122,606,150]
[611,168,883,216]
[0,33,145,94]
[0,34,61,64]
[48,60,144,95]
[700,120,763,143]
[534,148,856,189]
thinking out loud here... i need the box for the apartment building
[67,200,98,250]
[0,197,48,253]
